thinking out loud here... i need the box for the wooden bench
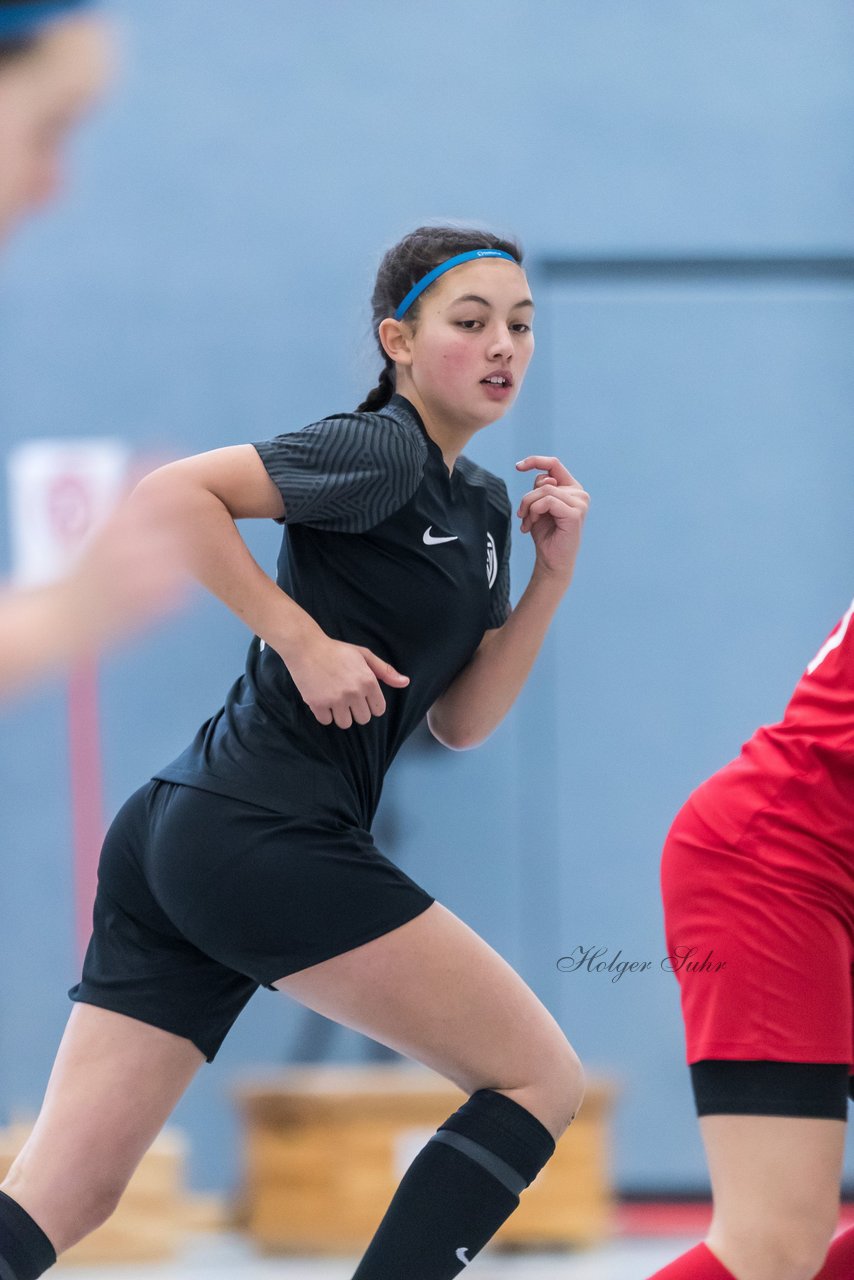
[233,1064,617,1255]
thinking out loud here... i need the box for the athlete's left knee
[2,1159,129,1253]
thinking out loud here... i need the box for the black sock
[0,1191,56,1280]
[351,1088,557,1279]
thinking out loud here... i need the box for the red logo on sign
[47,473,93,547]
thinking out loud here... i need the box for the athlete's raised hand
[286,634,409,729]
[514,456,590,584]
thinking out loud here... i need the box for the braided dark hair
[0,36,38,66]
[0,0,96,67]
[357,223,523,413]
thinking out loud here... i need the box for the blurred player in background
[0,0,187,698]
[649,599,854,1280]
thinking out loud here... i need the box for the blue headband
[0,1,93,38]
[393,248,518,321]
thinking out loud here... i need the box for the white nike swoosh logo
[423,525,459,545]
[456,1247,471,1265]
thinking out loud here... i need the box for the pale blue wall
[1,0,853,1196]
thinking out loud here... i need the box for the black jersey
[153,394,512,829]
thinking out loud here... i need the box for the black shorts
[690,1059,851,1121]
[68,780,436,1062]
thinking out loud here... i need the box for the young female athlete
[0,223,591,1280]
[648,598,854,1280]
[0,0,187,698]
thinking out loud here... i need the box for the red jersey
[690,597,854,862]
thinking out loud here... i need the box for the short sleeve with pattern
[252,411,427,534]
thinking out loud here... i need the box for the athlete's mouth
[481,371,513,387]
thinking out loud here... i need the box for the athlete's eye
[455,319,531,334]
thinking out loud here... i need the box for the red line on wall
[68,657,106,965]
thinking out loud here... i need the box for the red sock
[646,1242,737,1279]
[814,1225,854,1279]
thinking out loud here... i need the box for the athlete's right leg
[273,899,582,1279]
[273,899,583,1141]
[0,1003,204,1258]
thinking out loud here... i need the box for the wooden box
[233,1064,616,1255]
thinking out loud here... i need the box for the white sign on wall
[7,438,131,587]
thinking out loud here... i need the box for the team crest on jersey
[486,531,498,589]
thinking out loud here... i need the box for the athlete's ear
[378,317,414,369]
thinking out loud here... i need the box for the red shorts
[661,771,854,1072]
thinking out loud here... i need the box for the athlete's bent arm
[429,455,588,751]
[427,565,567,750]
[132,447,323,656]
